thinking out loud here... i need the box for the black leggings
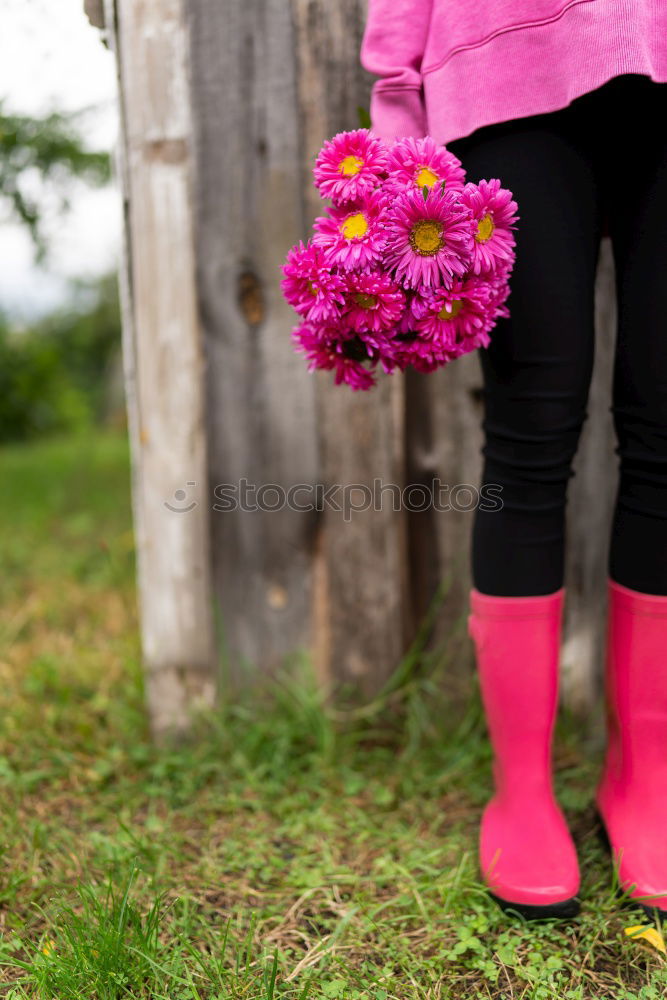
[446,73,667,597]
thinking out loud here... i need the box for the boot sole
[595,807,667,921]
[488,890,581,921]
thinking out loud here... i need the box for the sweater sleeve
[359,0,434,142]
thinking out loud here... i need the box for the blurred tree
[0,273,122,443]
[0,102,111,260]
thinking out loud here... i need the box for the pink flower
[312,188,388,269]
[313,129,389,205]
[384,136,466,197]
[489,276,512,319]
[342,269,406,334]
[411,352,451,373]
[291,321,377,390]
[280,240,347,322]
[484,253,515,318]
[413,275,496,346]
[460,178,519,275]
[381,185,474,289]
[383,334,447,374]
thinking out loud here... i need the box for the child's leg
[449,95,606,915]
[447,83,627,914]
[603,75,667,594]
[448,97,604,596]
[595,74,667,918]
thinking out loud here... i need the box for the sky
[0,0,120,318]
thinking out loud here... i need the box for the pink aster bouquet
[281,128,519,390]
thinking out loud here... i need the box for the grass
[0,430,666,998]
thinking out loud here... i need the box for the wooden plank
[110,0,217,736]
[403,353,485,695]
[291,0,411,695]
[562,237,617,710]
[187,0,409,695]
[311,373,409,697]
[187,0,320,690]
[84,0,105,29]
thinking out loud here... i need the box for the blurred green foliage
[0,273,122,443]
[0,101,111,261]
[0,100,119,442]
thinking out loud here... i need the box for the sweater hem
[422,0,667,144]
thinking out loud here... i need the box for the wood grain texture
[84,0,105,29]
[291,0,411,695]
[562,238,617,710]
[112,0,217,736]
[187,0,320,690]
[186,0,410,696]
[403,351,486,688]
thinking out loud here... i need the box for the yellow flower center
[307,280,318,295]
[341,211,369,240]
[409,219,444,256]
[340,154,364,176]
[354,292,377,309]
[476,213,495,242]
[438,298,464,320]
[415,165,439,188]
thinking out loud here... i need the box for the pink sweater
[360,0,667,145]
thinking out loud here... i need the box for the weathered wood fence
[86,0,618,736]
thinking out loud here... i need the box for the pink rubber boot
[596,578,667,917]
[468,587,581,918]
